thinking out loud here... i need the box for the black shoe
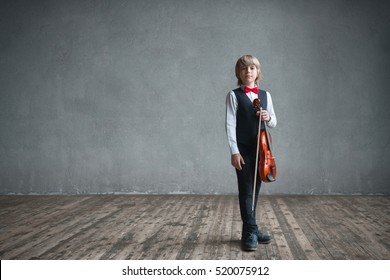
[256,230,273,244]
[241,232,258,251]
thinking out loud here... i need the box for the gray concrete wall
[1,0,389,195]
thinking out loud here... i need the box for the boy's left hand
[257,110,270,122]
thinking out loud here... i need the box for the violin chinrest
[266,174,276,182]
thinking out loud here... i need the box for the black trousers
[235,143,262,235]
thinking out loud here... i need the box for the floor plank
[0,195,389,260]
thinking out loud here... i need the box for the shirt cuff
[230,146,240,155]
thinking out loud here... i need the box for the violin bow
[252,105,262,212]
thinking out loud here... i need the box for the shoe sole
[258,240,272,244]
[242,247,257,251]
[242,245,257,251]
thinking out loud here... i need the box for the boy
[225,55,277,251]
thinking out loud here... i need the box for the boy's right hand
[231,154,245,170]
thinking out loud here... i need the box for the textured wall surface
[1,0,389,194]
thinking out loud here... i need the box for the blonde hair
[235,55,262,86]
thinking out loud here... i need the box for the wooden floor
[0,195,389,260]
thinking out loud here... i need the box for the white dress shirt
[225,86,277,155]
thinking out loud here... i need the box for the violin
[251,98,277,210]
[253,98,277,182]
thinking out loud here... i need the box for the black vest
[233,87,267,147]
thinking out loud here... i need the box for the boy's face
[239,64,258,86]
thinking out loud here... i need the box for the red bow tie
[244,86,258,94]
